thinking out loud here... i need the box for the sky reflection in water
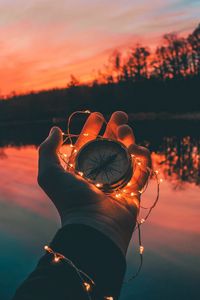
[0,145,199,300]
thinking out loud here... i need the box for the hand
[38,111,151,255]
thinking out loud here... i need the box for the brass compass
[75,138,133,193]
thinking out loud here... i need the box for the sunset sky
[0,0,200,96]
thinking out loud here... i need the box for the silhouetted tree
[188,24,200,75]
[124,45,150,81]
[67,74,80,88]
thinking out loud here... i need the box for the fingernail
[50,127,57,135]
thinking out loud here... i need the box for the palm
[38,111,151,220]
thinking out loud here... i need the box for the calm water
[0,131,200,299]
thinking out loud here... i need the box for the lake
[0,121,200,300]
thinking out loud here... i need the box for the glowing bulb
[44,245,53,254]
[53,255,60,263]
[85,110,91,114]
[83,282,91,291]
[83,133,89,137]
[127,182,131,187]
[69,164,74,168]
[140,218,145,224]
[61,132,65,136]
[130,192,135,197]
[115,193,121,198]
[78,171,84,177]
[160,178,163,183]
[70,144,74,148]
[96,183,102,188]
[104,297,114,300]
[137,162,142,166]
[74,149,77,153]
[63,154,67,157]
[131,154,135,158]
[155,170,159,174]
[123,189,127,193]
[140,246,144,254]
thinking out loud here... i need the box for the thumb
[39,126,63,157]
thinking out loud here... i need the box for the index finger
[74,112,104,151]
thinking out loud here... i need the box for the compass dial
[75,138,133,192]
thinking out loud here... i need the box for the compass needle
[75,139,133,192]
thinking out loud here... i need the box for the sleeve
[12,224,126,300]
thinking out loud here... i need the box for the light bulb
[140,246,144,254]
[96,183,102,188]
[53,255,60,263]
[83,282,91,291]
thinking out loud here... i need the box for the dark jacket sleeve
[12,224,126,300]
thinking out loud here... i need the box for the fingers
[39,127,63,161]
[129,144,151,168]
[74,112,104,150]
[38,127,64,187]
[127,144,151,191]
[117,124,135,147]
[103,111,128,139]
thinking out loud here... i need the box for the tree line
[95,23,200,83]
[0,23,199,123]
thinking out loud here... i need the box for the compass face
[75,138,133,192]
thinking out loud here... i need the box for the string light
[104,297,114,300]
[95,183,102,188]
[83,282,91,292]
[57,110,161,287]
[140,246,144,254]
[53,255,60,263]
[44,245,95,300]
[115,193,121,198]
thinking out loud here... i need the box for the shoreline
[1,112,200,127]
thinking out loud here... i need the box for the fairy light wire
[52,110,161,298]
[44,245,94,300]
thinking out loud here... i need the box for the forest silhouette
[0,23,199,124]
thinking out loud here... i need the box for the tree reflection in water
[152,136,200,188]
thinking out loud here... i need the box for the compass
[75,138,133,193]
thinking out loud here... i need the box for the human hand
[38,111,151,254]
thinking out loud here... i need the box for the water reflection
[152,136,200,188]
[0,136,200,300]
